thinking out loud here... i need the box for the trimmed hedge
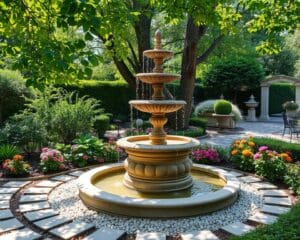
[62,80,134,119]
[230,203,300,240]
[253,137,300,162]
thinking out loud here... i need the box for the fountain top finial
[154,29,162,49]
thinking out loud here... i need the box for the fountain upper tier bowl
[143,49,173,60]
[136,73,180,84]
[130,100,185,114]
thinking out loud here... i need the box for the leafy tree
[203,56,265,103]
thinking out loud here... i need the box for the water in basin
[93,169,225,199]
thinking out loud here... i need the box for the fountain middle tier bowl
[143,49,173,60]
[136,73,180,84]
[130,100,186,114]
[78,163,240,218]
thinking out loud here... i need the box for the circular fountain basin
[136,73,180,84]
[78,163,240,218]
[130,100,186,114]
[143,49,173,60]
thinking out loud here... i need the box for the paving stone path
[0,168,296,240]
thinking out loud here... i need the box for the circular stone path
[0,167,296,240]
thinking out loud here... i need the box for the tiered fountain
[78,30,239,218]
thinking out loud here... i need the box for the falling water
[130,104,134,133]
[136,77,139,99]
[175,110,178,135]
[182,107,185,136]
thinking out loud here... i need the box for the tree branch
[196,34,224,65]
[127,40,140,70]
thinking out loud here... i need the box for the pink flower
[59,164,65,170]
[253,153,261,160]
[53,157,58,161]
[83,155,89,161]
[259,146,268,152]
[42,155,48,161]
[42,147,49,153]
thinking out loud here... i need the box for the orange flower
[239,144,245,149]
[280,153,293,163]
[13,155,23,161]
[242,149,252,158]
[248,141,255,147]
[231,149,238,155]
[234,140,240,144]
[241,139,247,144]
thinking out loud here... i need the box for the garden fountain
[78,30,239,217]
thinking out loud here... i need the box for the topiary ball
[214,100,232,115]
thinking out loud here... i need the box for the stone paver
[35,180,62,188]
[19,194,48,203]
[83,229,125,240]
[228,171,244,178]
[251,182,278,190]
[0,194,13,200]
[19,201,50,213]
[181,230,219,240]
[239,176,262,183]
[0,187,19,194]
[0,209,13,220]
[34,215,71,230]
[136,232,166,240]
[51,175,76,182]
[264,197,292,206]
[0,218,23,233]
[260,205,291,215]
[24,209,59,222]
[248,212,278,224]
[24,187,52,195]
[221,222,254,236]
[50,221,95,239]
[1,181,30,188]
[0,200,10,209]
[260,190,289,197]
[68,171,85,177]
[0,227,41,240]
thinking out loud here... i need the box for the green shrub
[0,113,47,154]
[282,101,299,111]
[62,80,134,119]
[0,144,18,164]
[94,114,110,138]
[194,100,243,121]
[189,117,208,128]
[229,203,300,240]
[284,164,300,195]
[252,137,300,162]
[174,127,205,138]
[0,69,32,124]
[269,83,295,114]
[49,93,101,143]
[214,100,232,115]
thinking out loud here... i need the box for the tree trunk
[178,16,206,129]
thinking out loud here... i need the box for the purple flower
[258,146,268,152]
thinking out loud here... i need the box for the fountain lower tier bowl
[78,163,240,218]
[130,100,186,114]
[136,73,180,84]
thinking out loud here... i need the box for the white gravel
[48,178,263,235]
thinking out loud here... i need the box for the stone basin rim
[78,163,240,208]
[136,72,180,77]
[117,135,200,151]
[129,100,186,105]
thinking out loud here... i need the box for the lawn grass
[229,203,300,240]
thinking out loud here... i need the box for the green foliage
[62,80,134,119]
[189,117,208,129]
[282,101,299,111]
[2,155,30,176]
[269,83,295,114]
[0,145,18,165]
[204,57,264,99]
[0,113,47,154]
[40,148,66,173]
[285,164,300,195]
[252,138,300,162]
[49,92,101,143]
[229,203,300,240]
[0,69,32,124]
[94,115,110,138]
[254,150,287,182]
[214,100,232,115]
[174,127,205,138]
